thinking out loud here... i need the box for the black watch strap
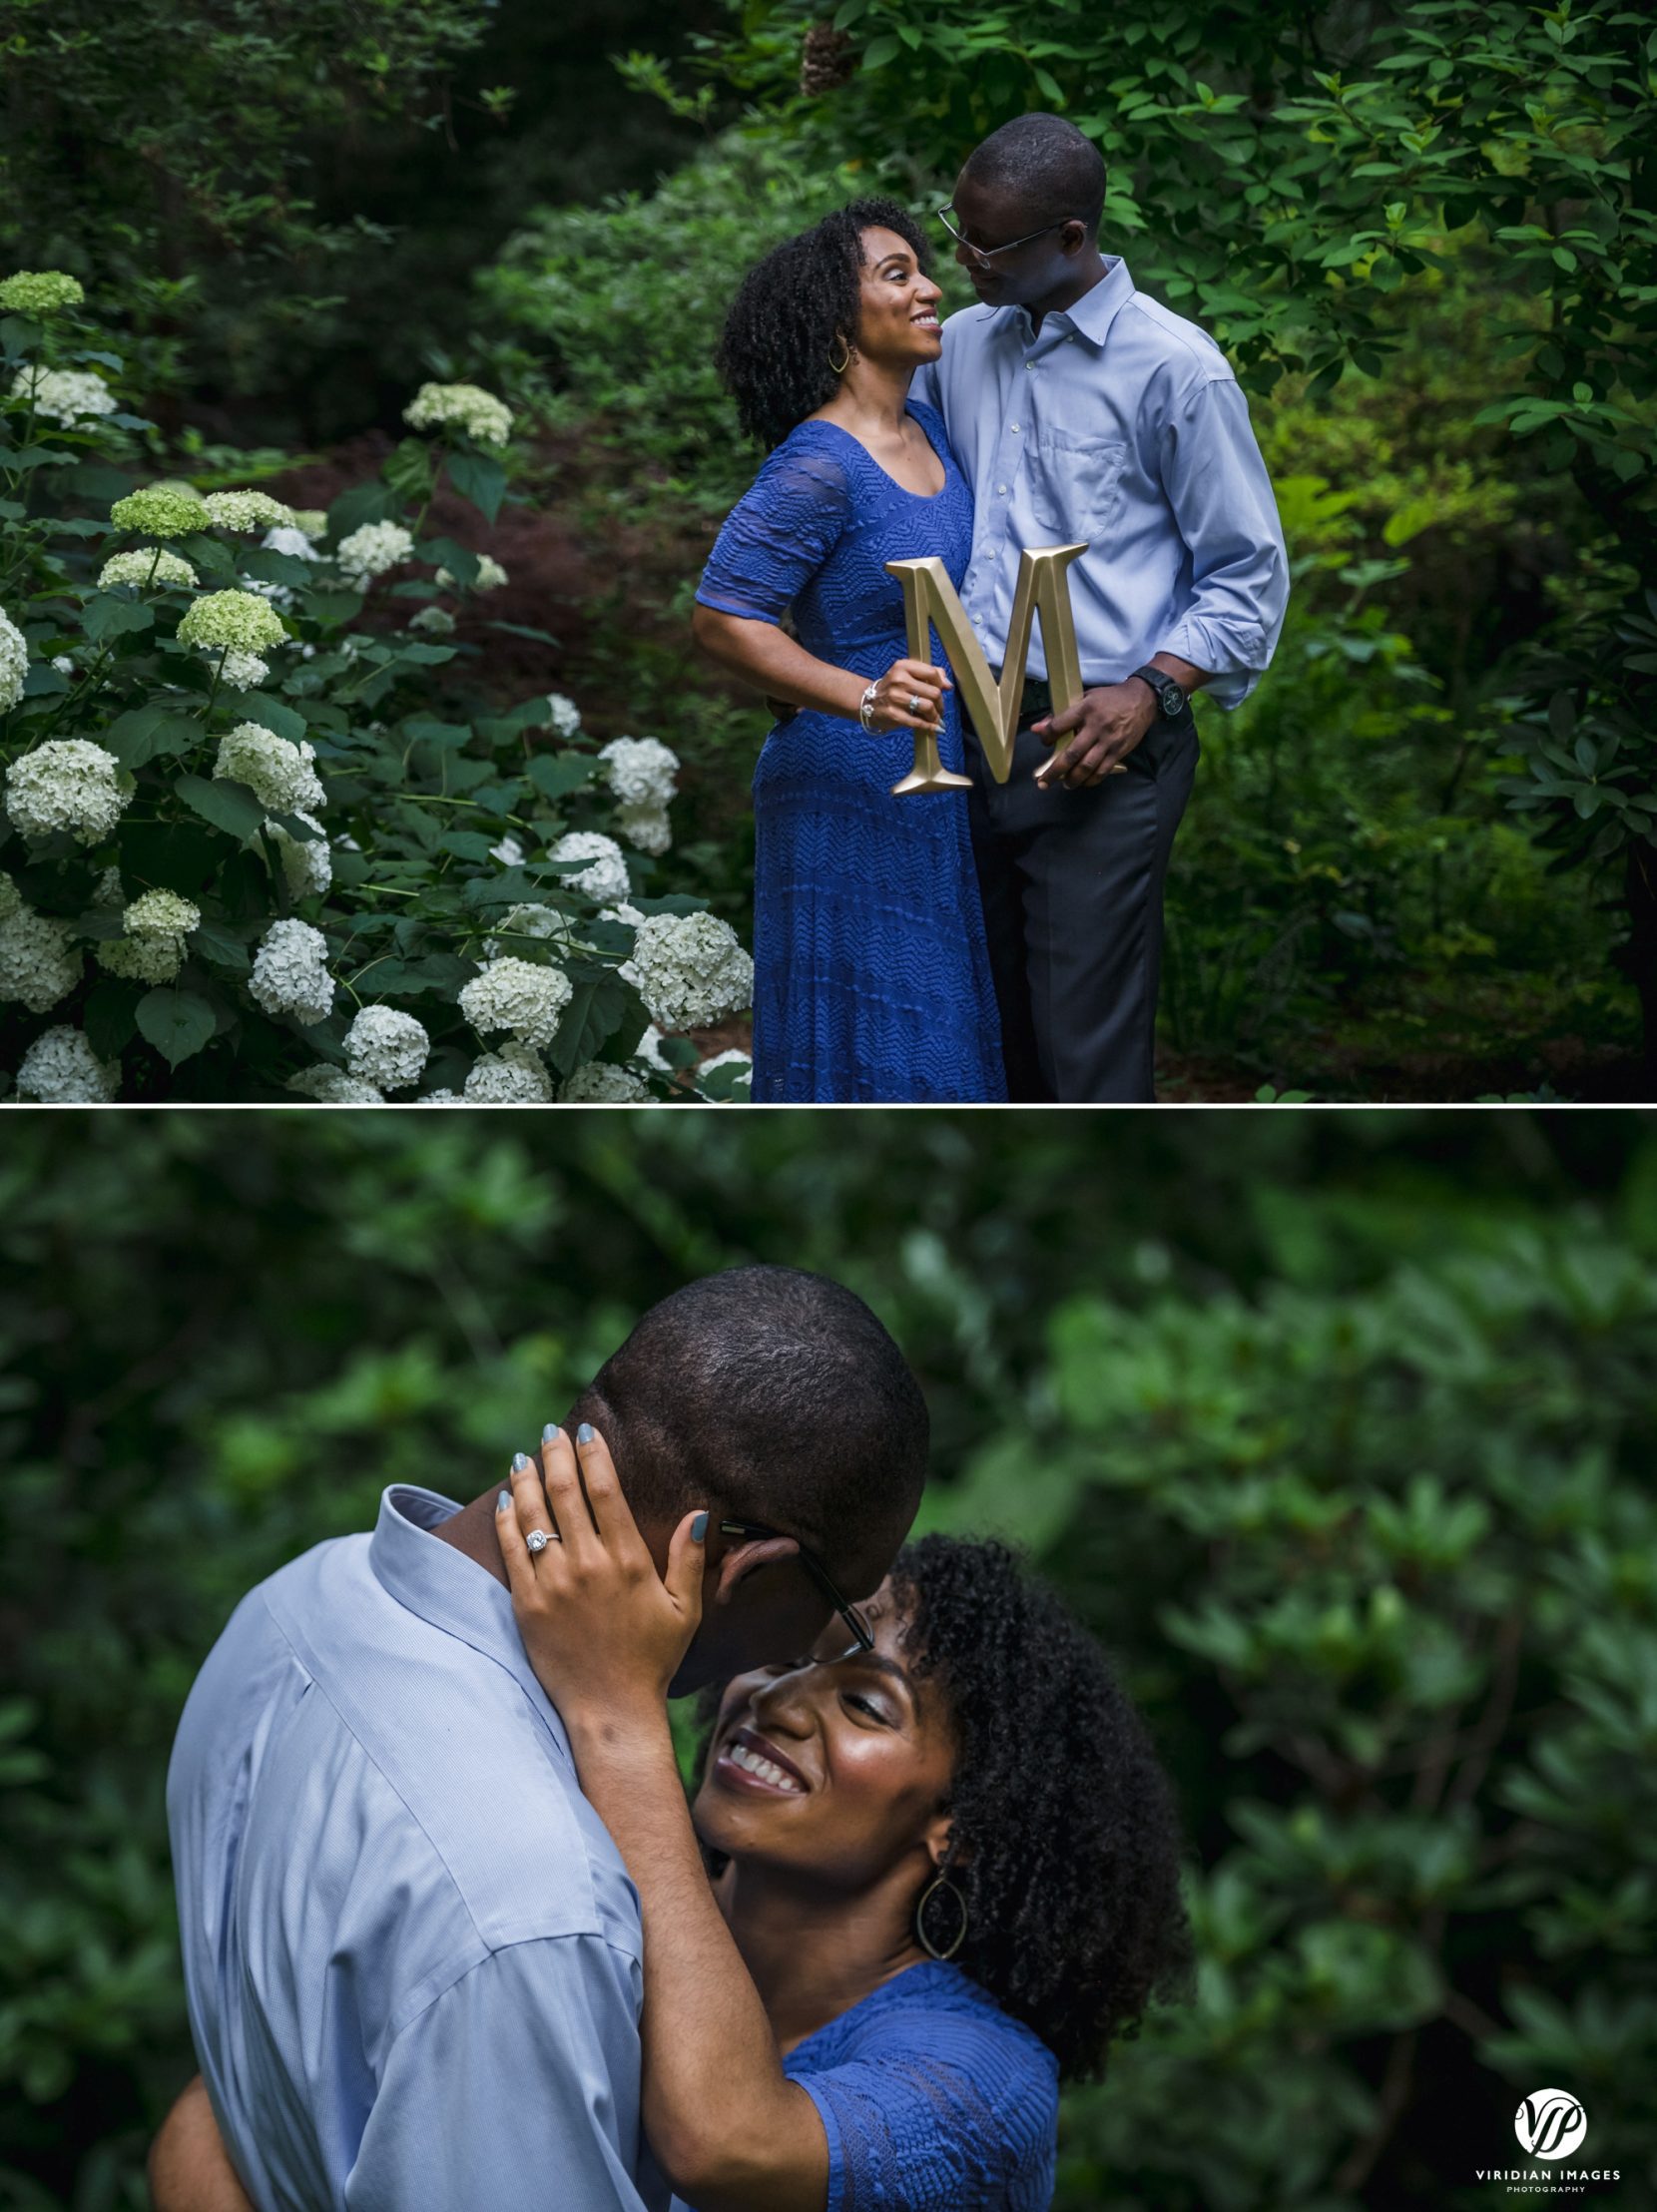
[1129,664,1186,720]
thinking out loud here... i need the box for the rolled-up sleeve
[346,1936,662,2212]
[1158,377,1289,709]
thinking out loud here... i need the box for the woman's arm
[499,1431,830,2212]
[148,2076,258,2212]
[692,603,949,736]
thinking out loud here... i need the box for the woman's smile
[716,1724,811,1796]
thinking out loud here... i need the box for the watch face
[1159,682,1182,717]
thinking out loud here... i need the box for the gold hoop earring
[914,1870,968,1960]
[827,335,852,376]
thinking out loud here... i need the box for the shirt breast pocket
[1028,429,1130,541]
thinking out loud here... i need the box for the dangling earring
[827,334,852,376]
[914,1869,968,1960]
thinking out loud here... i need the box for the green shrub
[0,276,753,1102]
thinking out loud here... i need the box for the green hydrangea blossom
[110,487,209,539]
[0,270,85,314]
[200,489,295,533]
[176,590,287,655]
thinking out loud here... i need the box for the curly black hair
[698,1534,1194,2081]
[715,197,934,451]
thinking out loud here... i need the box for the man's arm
[346,1936,662,2212]
[1155,375,1289,706]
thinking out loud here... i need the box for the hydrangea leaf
[237,693,306,745]
[445,450,506,524]
[135,986,217,1067]
[82,978,143,1059]
[81,595,155,641]
[174,774,266,841]
[103,706,204,770]
[546,974,627,1077]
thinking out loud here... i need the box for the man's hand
[1031,679,1159,791]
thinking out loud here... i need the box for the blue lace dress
[695,401,1006,1102]
[670,1961,1059,2212]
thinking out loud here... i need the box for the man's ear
[709,1533,800,1608]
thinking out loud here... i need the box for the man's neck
[1026,249,1111,336]
[430,1488,511,1586]
[714,1856,928,2054]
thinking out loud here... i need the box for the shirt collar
[982,254,1135,349]
[369,1483,573,1765]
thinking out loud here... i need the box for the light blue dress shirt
[167,1485,668,2212]
[910,256,1289,708]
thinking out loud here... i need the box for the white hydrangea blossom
[404,381,514,447]
[335,521,414,588]
[51,655,75,676]
[489,832,524,867]
[219,651,269,690]
[457,956,573,1050]
[483,901,575,960]
[10,365,116,423]
[697,1048,754,1096]
[15,1024,119,1103]
[600,737,679,809]
[343,1005,430,1092]
[290,510,329,541]
[201,489,294,534]
[0,604,26,714]
[285,1065,385,1104]
[214,722,325,815]
[435,553,508,592]
[463,1041,554,1103]
[636,1025,671,1073]
[249,917,334,1025]
[98,547,197,590]
[419,1088,463,1104]
[622,911,755,1031]
[549,830,629,905]
[616,802,671,856]
[96,887,200,984]
[409,604,455,634]
[260,525,321,562]
[266,812,331,899]
[559,1062,649,1103]
[545,693,581,739]
[0,891,82,1011]
[5,738,128,844]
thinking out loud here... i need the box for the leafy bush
[0,276,754,1102]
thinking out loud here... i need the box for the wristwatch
[1129,664,1187,721]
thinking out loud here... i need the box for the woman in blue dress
[692,200,1005,1103]
[490,1437,1192,2212]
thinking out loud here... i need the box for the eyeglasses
[718,1519,875,1656]
[935,207,1073,268]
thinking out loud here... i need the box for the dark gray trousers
[965,698,1199,1104]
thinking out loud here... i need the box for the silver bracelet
[858,681,879,733]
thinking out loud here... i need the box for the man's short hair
[569,1266,928,1568]
[961,113,1108,239]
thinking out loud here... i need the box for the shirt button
[997,484,1007,496]
[1009,422,1019,432]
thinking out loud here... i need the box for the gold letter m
[882,543,1088,795]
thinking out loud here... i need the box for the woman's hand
[865,657,952,734]
[498,1423,707,1729]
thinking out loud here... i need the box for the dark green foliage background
[2,1110,1656,2207]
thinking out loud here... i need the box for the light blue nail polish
[512,1451,530,1471]
[543,1422,559,1443]
[577,1421,594,1445]
[692,1511,708,1541]
[497,1490,511,1512]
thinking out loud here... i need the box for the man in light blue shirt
[162,1268,927,2211]
[911,115,1289,1102]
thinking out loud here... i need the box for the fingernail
[497,1489,511,1512]
[542,1422,559,1443]
[576,1421,594,1444]
[512,1451,530,1471]
[692,1510,708,1541]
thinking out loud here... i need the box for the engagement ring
[525,1528,552,1554]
